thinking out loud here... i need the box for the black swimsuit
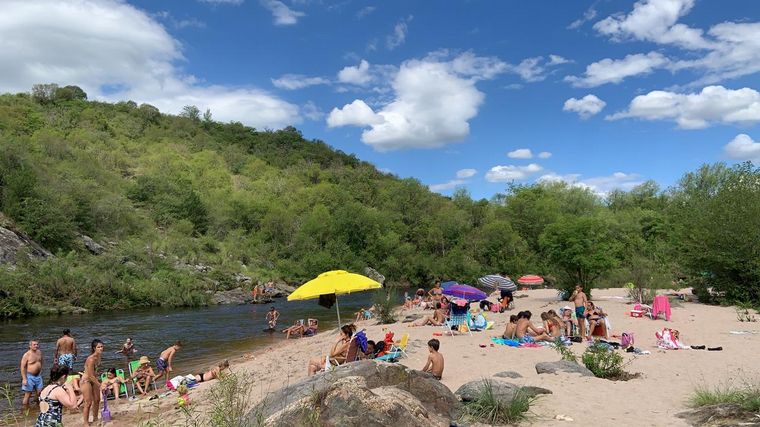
[35,385,63,427]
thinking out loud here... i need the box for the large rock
[265,376,444,427]
[364,267,386,285]
[535,360,594,377]
[211,287,252,305]
[249,360,460,425]
[0,226,52,266]
[456,379,552,403]
[81,235,105,255]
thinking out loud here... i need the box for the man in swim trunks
[20,340,43,412]
[571,285,588,339]
[54,329,77,370]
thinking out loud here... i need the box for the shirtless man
[54,329,77,370]
[409,303,446,326]
[20,340,43,412]
[156,341,182,385]
[501,315,518,339]
[422,339,444,380]
[570,285,588,339]
[81,339,104,425]
[515,311,552,343]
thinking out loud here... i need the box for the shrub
[206,371,258,427]
[691,382,760,412]
[372,288,398,324]
[553,337,577,363]
[582,341,624,379]
[459,379,535,425]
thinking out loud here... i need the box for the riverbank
[58,287,760,426]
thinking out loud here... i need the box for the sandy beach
[57,287,760,426]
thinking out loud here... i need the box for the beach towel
[491,337,520,347]
[651,295,672,321]
[655,328,689,350]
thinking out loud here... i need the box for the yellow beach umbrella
[287,270,382,325]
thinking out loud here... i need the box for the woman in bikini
[35,365,78,427]
[541,312,563,338]
[408,303,446,326]
[585,302,607,340]
[81,339,104,425]
[194,360,230,383]
[307,324,354,375]
[428,281,444,305]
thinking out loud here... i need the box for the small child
[561,307,575,337]
[155,341,182,385]
[422,339,444,380]
[100,368,128,401]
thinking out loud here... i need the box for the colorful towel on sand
[491,337,520,347]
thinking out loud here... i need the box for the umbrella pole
[335,295,341,327]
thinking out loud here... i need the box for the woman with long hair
[81,339,104,425]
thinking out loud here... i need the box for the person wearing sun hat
[128,356,156,396]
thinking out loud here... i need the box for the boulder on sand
[249,360,460,426]
[456,379,551,404]
[535,360,594,377]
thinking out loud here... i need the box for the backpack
[621,332,634,348]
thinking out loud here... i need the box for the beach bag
[621,332,634,348]
[490,302,501,313]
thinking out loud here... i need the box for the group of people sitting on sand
[282,318,319,339]
[403,281,450,310]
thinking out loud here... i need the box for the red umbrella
[517,275,544,286]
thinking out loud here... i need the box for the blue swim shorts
[575,306,585,318]
[22,372,43,392]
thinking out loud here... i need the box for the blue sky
[2,0,759,199]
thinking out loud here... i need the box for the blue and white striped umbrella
[478,275,517,292]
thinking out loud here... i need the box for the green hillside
[1,86,758,318]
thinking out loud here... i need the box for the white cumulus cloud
[508,55,570,82]
[337,60,372,85]
[260,0,304,26]
[608,85,760,129]
[456,168,477,179]
[271,74,329,90]
[485,164,543,182]
[563,95,607,119]
[565,52,669,87]
[0,0,301,129]
[593,0,708,49]
[568,6,597,30]
[538,151,552,159]
[724,134,760,163]
[507,149,533,159]
[539,172,643,196]
[326,99,383,127]
[327,52,504,151]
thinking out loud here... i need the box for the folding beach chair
[128,360,157,396]
[100,369,129,399]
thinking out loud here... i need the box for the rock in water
[249,360,459,426]
[535,360,594,377]
[0,226,52,266]
[211,287,253,305]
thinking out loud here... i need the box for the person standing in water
[53,329,77,370]
[266,306,280,330]
[20,340,44,413]
[81,339,104,425]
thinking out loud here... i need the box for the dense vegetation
[0,85,758,318]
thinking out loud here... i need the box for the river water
[0,292,377,397]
